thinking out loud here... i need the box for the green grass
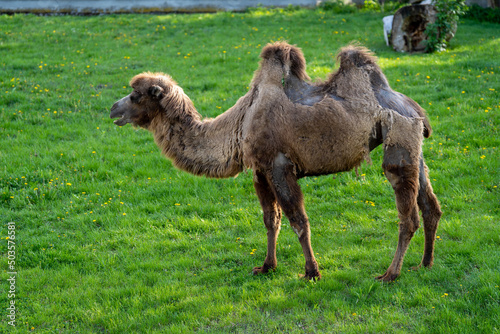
[0,8,499,333]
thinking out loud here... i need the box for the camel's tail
[260,41,310,81]
[336,44,433,138]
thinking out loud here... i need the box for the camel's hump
[260,41,309,81]
[336,44,378,68]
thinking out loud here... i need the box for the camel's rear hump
[336,44,379,69]
[336,45,432,138]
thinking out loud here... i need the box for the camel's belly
[290,137,369,176]
[281,110,374,175]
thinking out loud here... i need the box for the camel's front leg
[377,207,419,281]
[269,153,321,280]
[252,171,282,275]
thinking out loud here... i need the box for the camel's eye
[130,91,141,103]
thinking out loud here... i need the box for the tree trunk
[390,4,437,53]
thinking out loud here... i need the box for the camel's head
[258,42,310,84]
[110,72,183,128]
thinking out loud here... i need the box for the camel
[110,42,442,281]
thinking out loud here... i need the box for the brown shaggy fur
[110,41,442,281]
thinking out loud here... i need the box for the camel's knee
[288,215,310,240]
[420,191,442,227]
[254,171,283,231]
[263,209,282,231]
[291,225,304,238]
[271,153,294,198]
[271,153,304,211]
[403,206,420,233]
[424,186,442,221]
[384,169,400,189]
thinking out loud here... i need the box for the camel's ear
[149,85,164,98]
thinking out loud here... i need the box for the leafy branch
[425,0,466,52]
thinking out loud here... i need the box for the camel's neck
[150,91,252,178]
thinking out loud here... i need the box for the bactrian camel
[110,42,442,281]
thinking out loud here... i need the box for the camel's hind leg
[415,157,442,269]
[252,171,282,275]
[378,145,421,282]
[268,153,321,280]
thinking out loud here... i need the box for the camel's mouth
[112,115,130,126]
[110,109,129,126]
[110,97,131,126]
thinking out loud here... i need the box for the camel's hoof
[252,264,275,275]
[299,270,321,281]
[376,271,399,282]
[422,260,434,268]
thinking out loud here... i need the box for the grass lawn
[0,7,499,333]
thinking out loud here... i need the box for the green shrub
[463,4,500,23]
[362,0,382,11]
[319,0,358,13]
[425,0,466,52]
[381,0,409,12]
[320,0,407,13]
